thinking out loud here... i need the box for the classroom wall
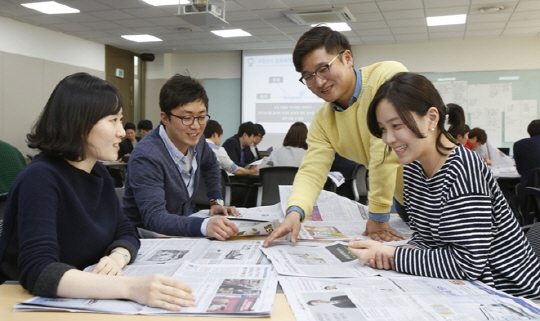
[0,17,105,156]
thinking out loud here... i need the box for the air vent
[283,7,356,25]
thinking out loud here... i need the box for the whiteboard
[420,70,540,150]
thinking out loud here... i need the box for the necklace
[427,154,444,178]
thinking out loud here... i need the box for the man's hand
[209,204,240,217]
[362,218,404,242]
[206,216,239,240]
[263,211,301,247]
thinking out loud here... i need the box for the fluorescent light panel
[142,0,189,6]
[427,14,466,26]
[498,76,519,81]
[312,22,351,32]
[437,78,456,82]
[121,34,163,42]
[21,1,79,14]
[211,29,251,38]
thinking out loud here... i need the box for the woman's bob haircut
[27,72,122,161]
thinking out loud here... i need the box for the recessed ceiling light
[480,6,505,13]
[427,14,466,27]
[142,0,189,6]
[21,1,79,14]
[498,76,519,81]
[312,22,351,32]
[211,29,251,38]
[121,35,163,42]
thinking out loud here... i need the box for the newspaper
[261,241,407,278]
[192,203,285,222]
[278,275,540,321]
[14,239,278,316]
[279,186,413,241]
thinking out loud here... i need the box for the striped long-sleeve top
[394,145,540,299]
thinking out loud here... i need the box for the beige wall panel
[144,78,166,128]
[2,53,44,155]
[76,67,105,80]
[0,52,3,139]
[42,60,77,100]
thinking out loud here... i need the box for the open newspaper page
[192,203,285,222]
[261,241,405,278]
[279,186,413,241]
[278,275,540,321]
[14,238,277,316]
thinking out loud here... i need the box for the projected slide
[242,51,325,148]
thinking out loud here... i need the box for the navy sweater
[395,145,540,299]
[0,154,140,297]
[222,134,255,168]
[123,125,222,236]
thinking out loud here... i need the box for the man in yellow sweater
[264,26,407,247]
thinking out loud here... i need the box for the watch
[210,198,224,206]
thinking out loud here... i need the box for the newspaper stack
[15,239,278,316]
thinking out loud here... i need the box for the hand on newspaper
[128,274,195,311]
[348,239,396,270]
[207,216,239,240]
[209,204,241,217]
[92,255,124,276]
[263,211,301,247]
[362,218,404,242]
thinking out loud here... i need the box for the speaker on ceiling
[140,53,155,62]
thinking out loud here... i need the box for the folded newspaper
[14,239,278,316]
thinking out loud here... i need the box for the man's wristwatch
[210,199,224,207]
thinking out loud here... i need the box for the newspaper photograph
[234,219,280,236]
[278,275,540,321]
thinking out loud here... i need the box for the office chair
[115,187,125,206]
[337,164,369,204]
[191,169,249,211]
[524,222,540,259]
[256,166,299,206]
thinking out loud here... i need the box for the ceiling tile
[382,9,425,20]
[89,10,135,20]
[394,33,429,41]
[376,0,424,11]
[115,19,157,28]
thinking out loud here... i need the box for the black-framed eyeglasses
[169,113,211,126]
[299,50,345,87]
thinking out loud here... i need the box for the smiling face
[300,47,356,108]
[376,99,436,166]
[86,110,125,162]
[161,99,207,155]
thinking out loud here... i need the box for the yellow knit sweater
[287,61,407,217]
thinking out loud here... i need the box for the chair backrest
[257,166,299,206]
[191,169,231,211]
[526,222,540,259]
[115,187,124,205]
[351,164,369,204]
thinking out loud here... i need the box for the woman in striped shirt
[348,72,540,299]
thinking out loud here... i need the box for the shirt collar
[159,125,196,164]
[331,69,362,112]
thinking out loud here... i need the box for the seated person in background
[0,73,195,310]
[468,127,491,165]
[0,140,26,195]
[117,122,140,162]
[349,72,540,300]
[265,122,308,167]
[223,121,257,167]
[457,124,471,147]
[123,74,239,240]
[446,103,472,148]
[513,119,540,183]
[137,119,153,139]
[204,120,257,176]
[251,123,266,160]
[470,127,514,168]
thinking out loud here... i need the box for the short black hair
[204,120,223,138]
[255,123,266,136]
[159,73,209,115]
[293,25,352,73]
[137,119,153,131]
[27,72,122,161]
[468,128,488,144]
[238,121,257,137]
[528,119,540,137]
[124,122,136,131]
